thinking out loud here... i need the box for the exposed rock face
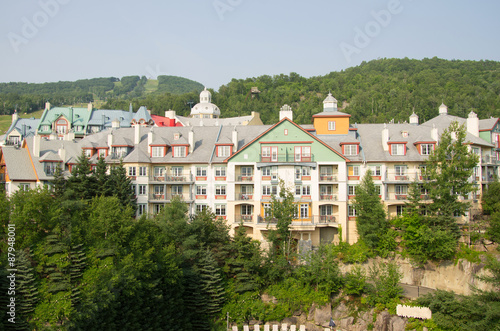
[338,256,492,295]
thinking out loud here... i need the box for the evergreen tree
[51,163,67,198]
[67,150,97,200]
[108,161,136,210]
[198,249,225,320]
[93,156,111,197]
[353,169,388,250]
[15,249,38,329]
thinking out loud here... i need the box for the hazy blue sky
[1,0,499,90]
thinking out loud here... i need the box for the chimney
[111,118,120,129]
[88,102,92,112]
[431,124,439,143]
[279,104,293,121]
[148,128,154,146]
[45,101,51,110]
[382,124,389,151]
[165,109,176,118]
[107,131,114,149]
[439,103,448,115]
[12,110,18,124]
[188,129,194,153]
[129,103,133,113]
[134,124,141,145]
[33,135,41,157]
[409,112,419,125]
[232,127,238,150]
[58,145,66,163]
[467,111,479,137]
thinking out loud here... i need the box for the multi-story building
[1,91,498,249]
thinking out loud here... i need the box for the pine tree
[67,150,97,200]
[353,169,388,250]
[198,249,225,320]
[108,161,137,210]
[93,156,111,197]
[51,163,67,198]
[15,249,38,329]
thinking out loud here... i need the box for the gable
[228,119,347,163]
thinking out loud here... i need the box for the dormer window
[420,144,433,155]
[389,143,406,156]
[151,146,166,157]
[173,145,187,158]
[401,131,409,138]
[328,121,336,131]
[341,143,359,156]
[217,145,232,157]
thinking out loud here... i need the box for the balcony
[149,174,193,182]
[149,193,190,201]
[236,175,254,182]
[237,194,253,201]
[385,171,417,182]
[319,174,338,182]
[319,194,338,201]
[318,215,336,224]
[235,215,254,224]
[256,215,338,226]
[395,194,408,200]
[482,154,498,165]
[259,154,314,163]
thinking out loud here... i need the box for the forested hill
[1,58,499,125]
[0,75,204,114]
[101,57,500,125]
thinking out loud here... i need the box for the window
[262,185,277,196]
[153,185,164,196]
[153,204,163,215]
[391,144,405,155]
[262,166,278,180]
[139,166,147,176]
[344,145,358,156]
[348,165,360,177]
[84,149,92,157]
[472,147,480,155]
[348,205,356,217]
[215,185,226,195]
[196,204,208,213]
[262,167,271,176]
[395,165,407,176]
[41,125,50,132]
[128,167,136,177]
[241,204,253,215]
[196,186,207,195]
[296,185,310,196]
[44,163,58,175]
[295,166,311,177]
[263,203,272,217]
[138,185,147,195]
[173,146,186,157]
[421,144,433,155]
[152,146,164,157]
[299,204,309,218]
[131,184,136,196]
[396,205,406,216]
[218,145,231,157]
[215,167,226,177]
[320,185,333,195]
[371,165,381,176]
[154,167,164,177]
[241,167,253,177]
[172,185,183,195]
[215,204,226,216]
[171,166,183,177]
[196,167,207,177]
[328,121,336,131]
[295,146,311,162]
[19,183,30,191]
[320,205,333,218]
[98,149,107,158]
[375,185,382,196]
[348,185,357,196]
[8,136,20,145]
[395,185,408,195]
[262,146,278,162]
[138,204,147,216]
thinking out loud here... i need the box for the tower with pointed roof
[190,88,221,119]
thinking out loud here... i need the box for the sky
[0,0,499,90]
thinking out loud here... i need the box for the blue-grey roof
[87,109,132,128]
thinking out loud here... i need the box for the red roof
[151,114,183,127]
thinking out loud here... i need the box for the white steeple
[439,103,448,115]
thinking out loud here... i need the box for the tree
[266,180,296,260]
[481,180,500,244]
[51,163,67,198]
[423,121,478,232]
[108,161,136,210]
[353,169,388,250]
[67,151,97,200]
[93,156,111,197]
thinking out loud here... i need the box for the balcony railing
[319,174,338,182]
[236,175,253,182]
[259,154,315,163]
[234,215,254,224]
[319,194,338,201]
[237,194,253,201]
[149,174,193,182]
[257,215,338,225]
[149,193,190,201]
